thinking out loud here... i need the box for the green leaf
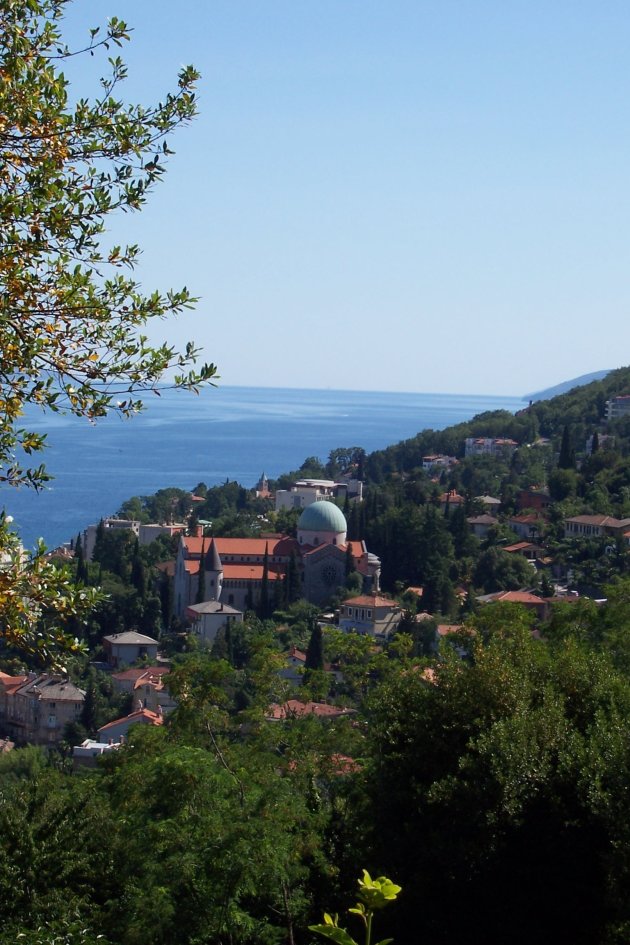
[309,925,358,945]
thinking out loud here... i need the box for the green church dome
[298,501,347,533]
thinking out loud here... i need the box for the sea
[4,386,523,550]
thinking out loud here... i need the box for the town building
[339,594,401,638]
[422,454,458,471]
[82,518,186,560]
[467,514,498,538]
[275,477,362,511]
[111,666,175,714]
[564,514,630,540]
[439,490,465,513]
[0,673,85,745]
[516,488,551,513]
[102,631,159,668]
[464,437,518,459]
[509,514,546,540]
[606,395,630,421]
[265,700,356,722]
[174,501,381,614]
[185,600,243,648]
[97,707,164,743]
[476,495,502,514]
[476,589,551,621]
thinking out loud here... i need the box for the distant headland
[523,369,612,402]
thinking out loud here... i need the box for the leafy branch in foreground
[310,871,402,945]
[0,514,100,666]
[0,0,217,490]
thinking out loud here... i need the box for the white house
[339,595,401,638]
[185,600,243,647]
[102,631,159,668]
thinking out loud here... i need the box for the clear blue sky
[62,1,630,395]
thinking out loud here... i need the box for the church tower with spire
[203,538,224,601]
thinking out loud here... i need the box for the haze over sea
[6,386,523,550]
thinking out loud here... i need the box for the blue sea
[4,386,523,550]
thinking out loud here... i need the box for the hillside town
[3,378,630,768]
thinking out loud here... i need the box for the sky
[60,1,630,396]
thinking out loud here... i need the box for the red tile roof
[98,708,164,733]
[487,590,545,605]
[287,645,307,662]
[112,666,169,682]
[222,564,283,581]
[183,536,299,557]
[344,594,397,608]
[266,700,355,720]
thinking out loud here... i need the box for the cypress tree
[305,620,324,671]
[343,492,350,517]
[591,431,600,454]
[160,573,173,625]
[345,543,356,578]
[286,551,301,604]
[131,553,147,601]
[80,681,98,733]
[558,425,575,470]
[75,533,88,583]
[259,542,270,618]
[356,449,365,481]
[93,518,105,559]
[196,539,206,603]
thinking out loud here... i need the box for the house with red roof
[509,514,546,541]
[265,699,356,722]
[97,706,164,743]
[111,666,175,714]
[0,673,85,745]
[439,490,465,513]
[464,437,518,459]
[339,594,401,638]
[563,514,630,540]
[279,645,308,686]
[476,589,551,621]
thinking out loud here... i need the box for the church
[174,500,381,615]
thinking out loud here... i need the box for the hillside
[523,369,612,402]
